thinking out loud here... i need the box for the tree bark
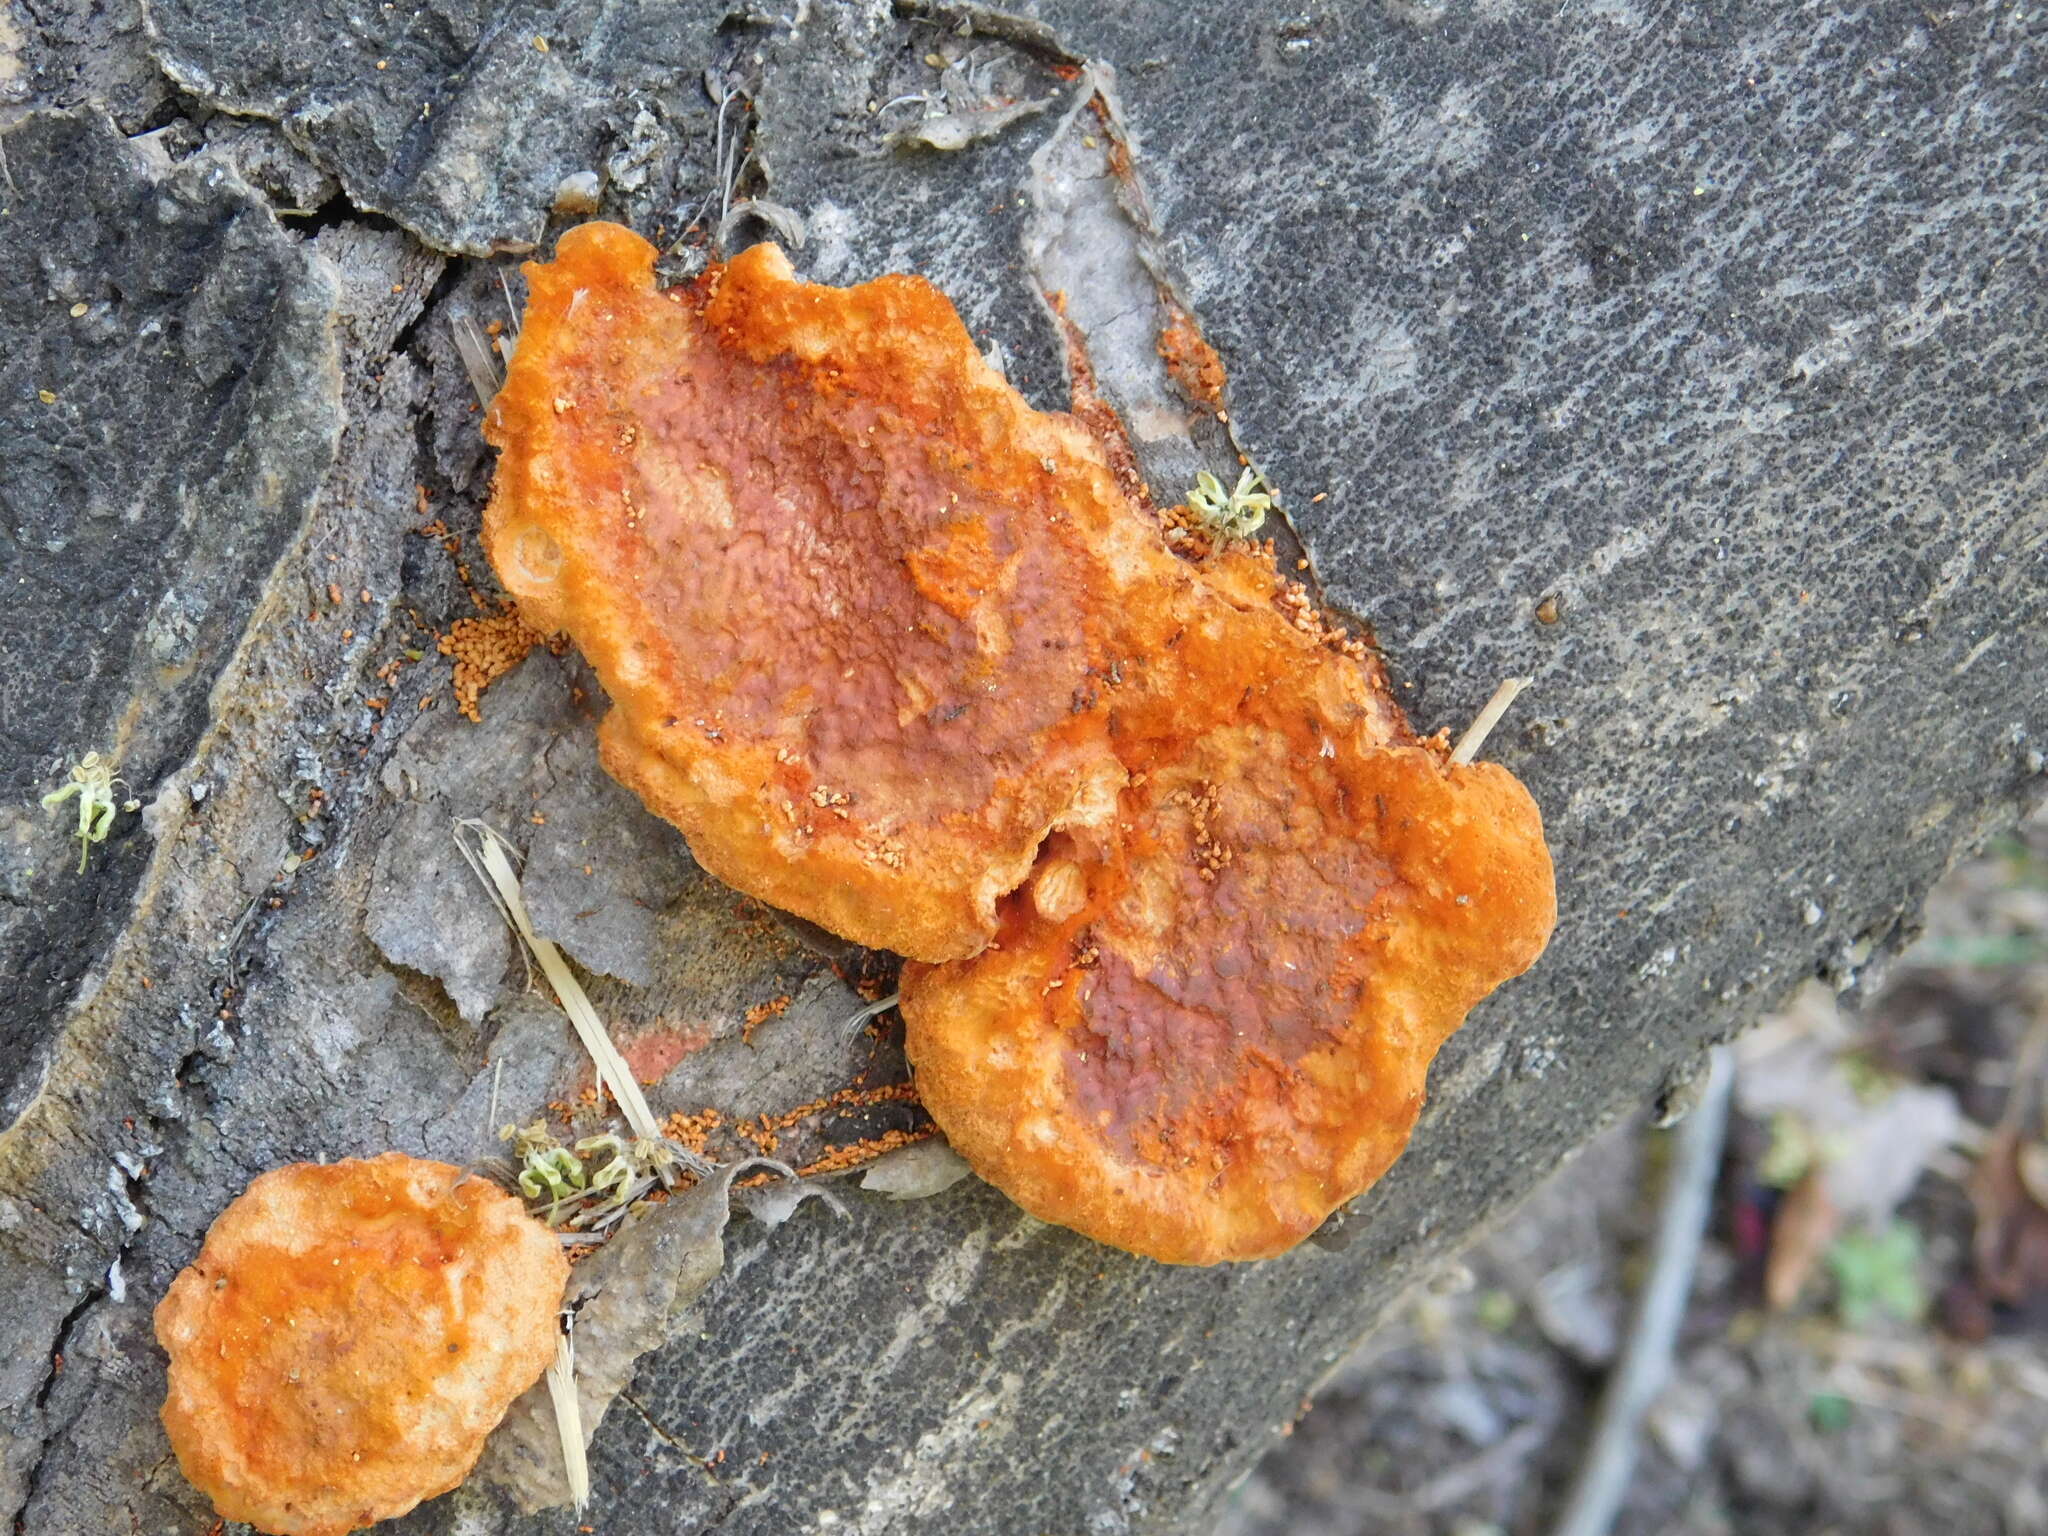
[2,2,2044,1531]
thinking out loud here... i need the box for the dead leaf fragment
[476,1159,823,1513]
[1971,1125,2048,1304]
[1765,1168,1841,1312]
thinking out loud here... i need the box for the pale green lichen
[40,752,140,872]
[1186,467,1273,540]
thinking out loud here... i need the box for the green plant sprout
[1758,1110,1818,1188]
[575,1133,634,1203]
[518,1145,587,1204]
[500,1119,557,1158]
[500,1123,641,1225]
[1827,1220,1926,1328]
[1186,467,1274,539]
[41,752,140,871]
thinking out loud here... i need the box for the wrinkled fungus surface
[903,731,1553,1262]
[485,224,1556,1263]
[487,224,1155,963]
[155,1153,568,1536]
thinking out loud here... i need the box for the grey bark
[1,2,2043,1533]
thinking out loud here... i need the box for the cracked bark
[4,1,2046,1533]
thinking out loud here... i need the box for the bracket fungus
[155,1153,569,1536]
[485,222,1152,963]
[483,223,1556,1265]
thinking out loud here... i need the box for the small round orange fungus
[154,1153,567,1536]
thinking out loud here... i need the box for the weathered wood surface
[2,2,2044,1531]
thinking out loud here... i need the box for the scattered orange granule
[741,993,792,1044]
[730,1081,925,1156]
[795,1126,934,1177]
[662,1106,726,1156]
[437,609,540,722]
[1157,303,1227,407]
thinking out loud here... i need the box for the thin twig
[720,107,743,227]
[1413,1417,1551,1511]
[677,82,738,249]
[1449,677,1532,765]
[712,84,731,220]
[497,267,522,344]
[1549,1045,1733,1536]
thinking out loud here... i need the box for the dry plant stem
[1449,677,1533,765]
[453,819,665,1148]
[840,991,900,1043]
[1549,1045,1733,1536]
[486,1056,504,1145]
[452,314,504,407]
[497,268,522,355]
[544,1319,588,1514]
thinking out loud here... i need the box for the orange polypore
[155,1154,567,1536]
[484,223,1556,1264]
[903,718,1552,1261]
[486,223,1153,963]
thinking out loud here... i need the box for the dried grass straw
[450,314,503,408]
[545,1318,589,1514]
[1449,676,1533,765]
[452,819,664,1147]
[454,817,648,1508]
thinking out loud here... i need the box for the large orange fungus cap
[482,223,1556,1263]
